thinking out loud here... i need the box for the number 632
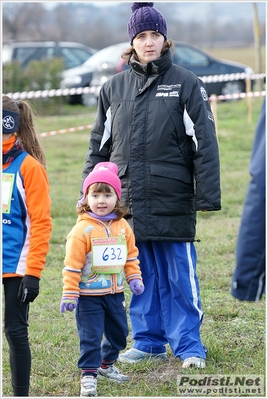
[102,247,122,261]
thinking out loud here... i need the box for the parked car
[60,41,254,106]
[61,42,128,105]
[2,41,96,70]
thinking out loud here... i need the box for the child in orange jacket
[2,95,52,396]
[60,162,144,397]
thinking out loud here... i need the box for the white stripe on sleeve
[183,106,198,151]
[99,107,111,151]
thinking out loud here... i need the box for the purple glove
[60,297,78,313]
[129,279,145,295]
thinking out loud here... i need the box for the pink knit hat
[83,162,121,199]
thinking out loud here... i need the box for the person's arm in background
[231,99,266,301]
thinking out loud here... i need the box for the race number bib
[2,173,15,214]
[91,237,127,274]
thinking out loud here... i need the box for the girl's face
[87,185,117,216]
[132,30,165,64]
[2,133,13,141]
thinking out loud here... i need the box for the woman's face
[132,30,165,64]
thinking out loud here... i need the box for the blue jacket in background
[231,98,266,301]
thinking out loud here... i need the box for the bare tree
[2,2,265,49]
[3,3,48,42]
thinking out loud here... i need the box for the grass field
[2,93,266,397]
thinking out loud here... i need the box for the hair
[77,182,129,219]
[2,95,46,168]
[122,39,174,65]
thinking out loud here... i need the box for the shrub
[2,58,65,115]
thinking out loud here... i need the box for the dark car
[2,41,96,70]
[60,41,254,106]
[61,42,128,105]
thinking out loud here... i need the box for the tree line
[2,2,266,51]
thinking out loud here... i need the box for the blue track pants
[129,241,206,360]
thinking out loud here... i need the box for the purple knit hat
[128,2,167,44]
[83,162,121,199]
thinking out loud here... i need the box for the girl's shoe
[98,365,129,381]
[80,375,98,397]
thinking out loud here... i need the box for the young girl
[60,162,144,397]
[2,95,52,396]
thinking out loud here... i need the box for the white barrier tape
[37,90,266,139]
[5,86,101,100]
[4,73,266,100]
[38,124,93,138]
[200,72,265,83]
[209,90,266,101]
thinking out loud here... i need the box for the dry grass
[2,93,265,397]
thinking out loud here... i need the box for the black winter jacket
[82,50,221,242]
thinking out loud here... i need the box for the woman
[81,2,221,369]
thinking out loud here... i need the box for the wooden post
[246,76,252,125]
[253,2,262,90]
